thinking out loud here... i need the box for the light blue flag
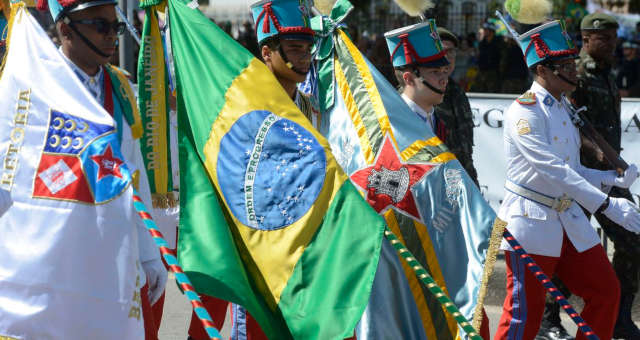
[311,1,498,338]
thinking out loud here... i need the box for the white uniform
[498,81,610,257]
[62,54,159,280]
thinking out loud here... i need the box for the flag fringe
[0,1,23,75]
[471,217,507,332]
[151,192,179,209]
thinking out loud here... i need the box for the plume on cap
[314,0,336,15]
[504,0,553,24]
[393,0,434,17]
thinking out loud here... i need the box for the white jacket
[498,81,609,257]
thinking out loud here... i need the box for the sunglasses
[549,62,576,73]
[70,19,126,35]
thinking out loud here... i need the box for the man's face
[267,38,312,83]
[414,65,449,104]
[583,29,617,63]
[64,5,119,66]
[442,40,456,77]
[623,46,637,60]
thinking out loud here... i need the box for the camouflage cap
[581,12,619,31]
[437,27,459,47]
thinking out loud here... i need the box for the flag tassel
[384,228,483,340]
[472,217,507,331]
[132,189,222,340]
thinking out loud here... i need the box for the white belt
[505,181,573,213]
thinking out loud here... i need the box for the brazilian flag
[168,0,385,339]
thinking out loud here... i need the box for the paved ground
[158,252,635,339]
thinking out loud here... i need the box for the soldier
[494,18,640,340]
[385,20,449,143]
[540,13,640,340]
[37,0,168,338]
[385,20,491,339]
[435,27,480,186]
[187,1,316,339]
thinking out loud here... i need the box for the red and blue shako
[38,0,119,22]
[517,20,578,67]
[250,0,314,44]
[383,19,449,68]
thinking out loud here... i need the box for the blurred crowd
[31,8,640,99]
[233,18,640,98]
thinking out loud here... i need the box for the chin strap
[278,44,308,76]
[413,67,444,95]
[64,17,112,58]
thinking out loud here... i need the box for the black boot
[536,300,574,340]
[613,294,640,340]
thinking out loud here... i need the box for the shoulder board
[516,92,537,105]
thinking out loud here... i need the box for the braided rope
[384,228,483,340]
[502,229,599,340]
[132,190,222,340]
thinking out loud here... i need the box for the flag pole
[384,228,483,340]
[131,189,222,340]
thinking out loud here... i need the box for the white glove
[142,258,168,305]
[603,197,640,233]
[0,188,12,218]
[602,164,638,189]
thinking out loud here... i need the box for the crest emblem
[516,119,531,136]
[350,135,435,222]
[33,109,131,204]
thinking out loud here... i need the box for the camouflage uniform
[542,47,640,340]
[572,49,640,297]
[435,79,479,186]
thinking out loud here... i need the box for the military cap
[250,0,314,44]
[384,19,449,69]
[37,0,118,22]
[437,27,459,47]
[517,20,578,68]
[581,13,619,31]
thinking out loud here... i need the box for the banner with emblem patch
[311,1,497,338]
[168,1,384,339]
[0,4,144,339]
